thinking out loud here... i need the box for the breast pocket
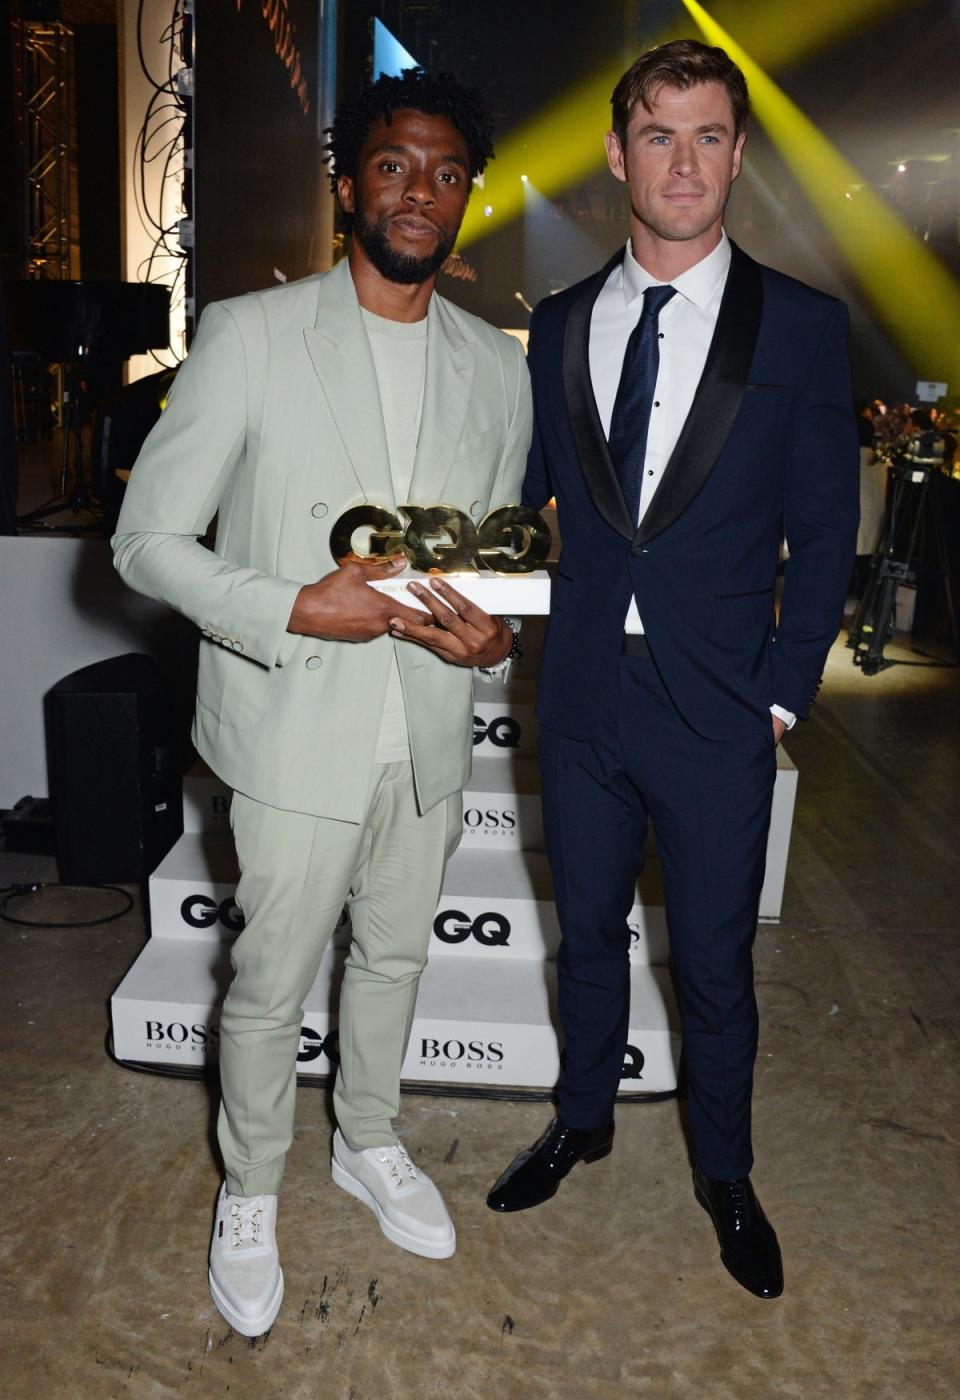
[454,423,503,464]
[739,384,789,417]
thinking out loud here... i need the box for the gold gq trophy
[330,503,553,614]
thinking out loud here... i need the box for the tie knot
[643,284,677,319]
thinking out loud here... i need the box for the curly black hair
[324,67,495,228]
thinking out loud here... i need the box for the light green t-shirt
[360,307,428,763]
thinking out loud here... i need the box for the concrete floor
[2,632,959,1400]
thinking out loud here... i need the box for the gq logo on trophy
[331,502,553,614]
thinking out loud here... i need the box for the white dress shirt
[589,232,795,728]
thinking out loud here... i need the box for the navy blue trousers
[540,652,777,1180]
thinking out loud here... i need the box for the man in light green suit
[113,70,531,1336]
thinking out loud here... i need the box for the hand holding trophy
[329,501,552,666]
[287,555,425,642]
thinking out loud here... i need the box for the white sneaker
[208,1184,284,1336]
[331,1130,456,1259]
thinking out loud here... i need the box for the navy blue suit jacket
[522,241,859,741]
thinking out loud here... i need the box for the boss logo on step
[473,715,522,749]
[144,1019,219,1052]
[180,894,245,931]
[462,807,516,834]
[433,910,511,946]
[419,1037,504,1070]
[621,1044,645,1080]
[297,1026,340,1065]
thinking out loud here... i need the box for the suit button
[311,502,328,518]
[305,655,323,670]
[469,500,483,517]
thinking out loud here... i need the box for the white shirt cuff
[770,704,797,730]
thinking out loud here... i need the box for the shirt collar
[621,229,731,311]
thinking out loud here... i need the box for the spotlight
[897,163,906,173]
[484,204,493,218]
[520,174,529,184]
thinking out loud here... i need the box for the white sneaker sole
[208,1266,284,1337]
[331,1157,456,1260]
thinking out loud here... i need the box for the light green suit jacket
[112,260,532,821]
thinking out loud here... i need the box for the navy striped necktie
[608,284,677,524]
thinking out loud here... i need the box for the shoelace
[726,1180,755,1233]
[229,1197,265,1247]
[375,1143,419,1187]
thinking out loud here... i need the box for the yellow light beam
[459,0,916,251]
[460,59,624,248]
[708,0,916,71]
[682,0,960,384]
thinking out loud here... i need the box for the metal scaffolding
[13,17,74,279]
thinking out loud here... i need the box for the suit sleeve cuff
[770,704,797,729]
[276,630,300,667]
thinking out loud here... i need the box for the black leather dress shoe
[486,1118,614,1212]
[693,1166,784,1299]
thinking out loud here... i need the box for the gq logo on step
[181,894,245,932]
[622,1044,645,1079]
[297,1026,340,1065]
[433,910,511,947]
[420,1035,504,1071]
[473,714,521,749]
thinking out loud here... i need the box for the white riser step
[184,761,548,845]
[183,757,546,852]
[460,757,543,850]
[111,936,680,1095]
[472,702,537,758]
[175,740,796,925]
[146,836,671,965]
[434,848,668,963]
[473,679,538,757]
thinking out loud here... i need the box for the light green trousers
[217,761,461,1196]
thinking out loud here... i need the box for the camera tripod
[16,355,103,533]
[848,450,959,674]
[8,279,171,534]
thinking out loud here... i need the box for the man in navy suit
[486,40,858,1299]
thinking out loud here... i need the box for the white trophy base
[367,568,551,615]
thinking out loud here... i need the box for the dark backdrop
[193,0,321,312]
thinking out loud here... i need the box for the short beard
[352,208,454,285]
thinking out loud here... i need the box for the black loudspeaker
[45,654,184,884]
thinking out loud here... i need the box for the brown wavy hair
[611,40,750,147]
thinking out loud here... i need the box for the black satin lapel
[562,250,635,541]
[635,243,764,548]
